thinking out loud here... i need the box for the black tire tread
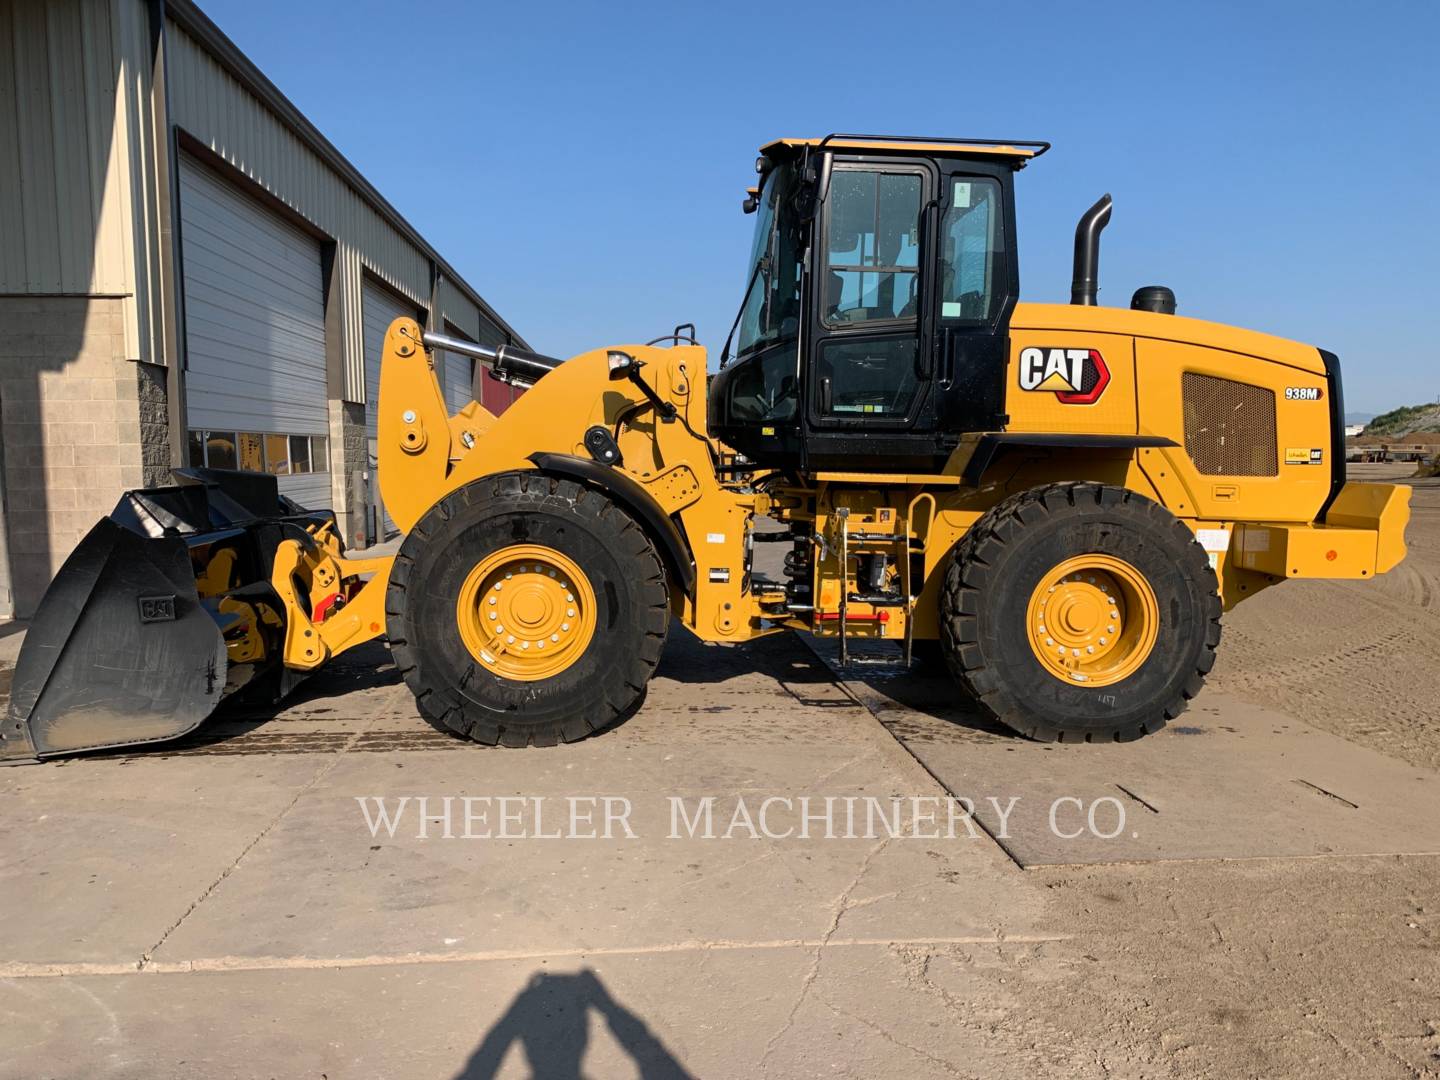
[386,471,669,747]
[939,482,1222,742]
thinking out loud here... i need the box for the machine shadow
[67,624,1008,761]
[75,640,407,758]
[840,661,1014,738]
[656,624,835,684]
[657,624,1014,735]
[454,967,695,1080]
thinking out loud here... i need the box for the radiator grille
[1182,373,1278,476]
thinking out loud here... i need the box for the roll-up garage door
[441,347,474,416]
[362,279,421,540]
[431,324,478,437]
[179,156,332,509]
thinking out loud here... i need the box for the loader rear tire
[387,472,670,747]
[939,482,1221,742]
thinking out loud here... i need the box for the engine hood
[1011,303,1326,375]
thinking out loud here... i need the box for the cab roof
[760,134,1050,164]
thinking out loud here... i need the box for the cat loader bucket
[0,469,339,762]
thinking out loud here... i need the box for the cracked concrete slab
[0,754,335,965]
[0,630,1060,1078]
[809,639,1440,865]
[761,937,1097,1080]
[146,636,1037,965]
[0,941,1082,1080]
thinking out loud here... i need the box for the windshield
[734,163,804,359]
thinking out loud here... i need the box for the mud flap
[0,519,228,761]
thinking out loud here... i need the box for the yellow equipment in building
[4,133,1411,759]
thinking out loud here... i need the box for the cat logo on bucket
[1018,347,1110,405]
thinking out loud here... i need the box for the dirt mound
[1363,401,1440,437]
[1209,464,1440,770]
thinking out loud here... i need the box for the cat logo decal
[1018,347,1110,405]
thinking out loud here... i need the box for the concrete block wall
[0,297,160,618]
[328,399,369,549]
[137,359,173,488]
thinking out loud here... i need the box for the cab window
[823,170,923,326]
[939,177,1003,322]
[818,338,921,418]
[736,163,804,358]
[726,347,799,424]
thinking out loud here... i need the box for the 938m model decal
[1018,347,1110,404]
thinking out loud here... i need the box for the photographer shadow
[455,967,694,1079]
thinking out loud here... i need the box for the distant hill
[1345,412,1374,426]
[1362,402,1440,438]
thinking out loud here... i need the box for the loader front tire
[939,482,1221,742]
[387,472,670,747]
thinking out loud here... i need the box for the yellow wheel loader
[3,133,1412,759]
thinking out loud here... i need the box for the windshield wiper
[719,254,770,368]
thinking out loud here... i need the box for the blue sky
[206,0,1438,414]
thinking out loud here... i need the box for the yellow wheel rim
[455,544,597,681]
[1025,554,1159,687]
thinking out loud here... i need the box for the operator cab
[707,134,1045,472]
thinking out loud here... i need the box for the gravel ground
[1211,463,1440,771]
[1014,462,1440,1079]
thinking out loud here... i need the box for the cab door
[931,165,1017,436]
[804,160,936,465]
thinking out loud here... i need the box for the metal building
[0,0,527,619]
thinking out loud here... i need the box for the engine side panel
[1133,337,1333,524]
[1003,302,1334,524]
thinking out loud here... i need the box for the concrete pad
[151,644,449,758]
[0,939,1076,1080]
[150,743,1035,964]
[0,627,1054,1080]
[5,613,1434,1078]
[0,754,336,965]
[810,638,1440,866]
[149,632,1039,964]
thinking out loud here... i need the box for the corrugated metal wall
[0,0,132,295]
[166,20,428,403]
[436,277,479,342]
[362,280,422,442]
[443,353,473,416]
[0,2,215,368]
[438,274,509,349]
[362,279,419,537]
[166,19,515,408]
[0,0,519,393]
[111,0,169,367]
[437,271,520,412]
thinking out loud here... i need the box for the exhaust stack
[1070,194,1113,306]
